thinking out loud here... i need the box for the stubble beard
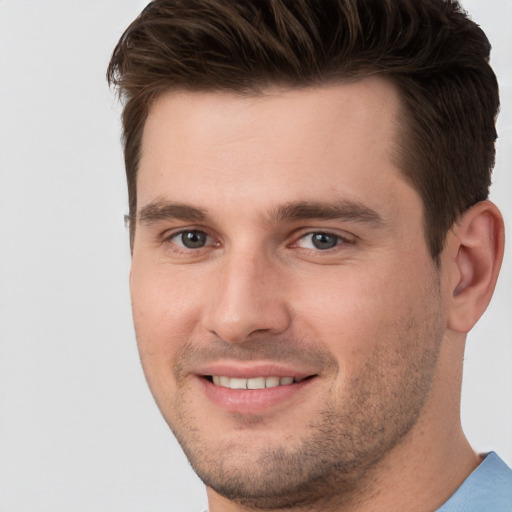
[151,283,445,510]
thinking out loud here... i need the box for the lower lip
[199,377,314,414]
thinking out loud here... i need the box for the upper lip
[196,361,316,380]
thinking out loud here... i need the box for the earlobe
[447,200,504,333]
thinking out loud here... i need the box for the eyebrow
[268,200,385,227]
[136,199,385,227]
[137,202,207,224]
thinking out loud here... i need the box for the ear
[446,200,504,333]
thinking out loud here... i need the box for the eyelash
[291,231,351,251]
[164,229,217,252]
[161,228,354,254]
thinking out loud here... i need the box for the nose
[201,250,292,344]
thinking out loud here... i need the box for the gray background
[0,1,510,511]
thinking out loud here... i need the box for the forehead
[137,78,409,218]
[140,78,402,157]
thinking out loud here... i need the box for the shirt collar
[436,452,512,512]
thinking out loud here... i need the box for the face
[131,80,448,509]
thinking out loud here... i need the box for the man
[107,1,512,510]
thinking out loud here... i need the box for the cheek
[130,265,205,419]
[130,262,203,366]
[290,260,435,365]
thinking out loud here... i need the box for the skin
[130,78,504,511]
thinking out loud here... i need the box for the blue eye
[171,230,209,249]
[297,232,341,250]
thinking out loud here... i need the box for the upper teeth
[212,376,295,390]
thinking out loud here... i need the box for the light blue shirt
[436,452,512,512]
[200,452,512,512]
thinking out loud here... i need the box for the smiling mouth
[205,375,313,390]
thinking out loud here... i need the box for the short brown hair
[107,0,499,259]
